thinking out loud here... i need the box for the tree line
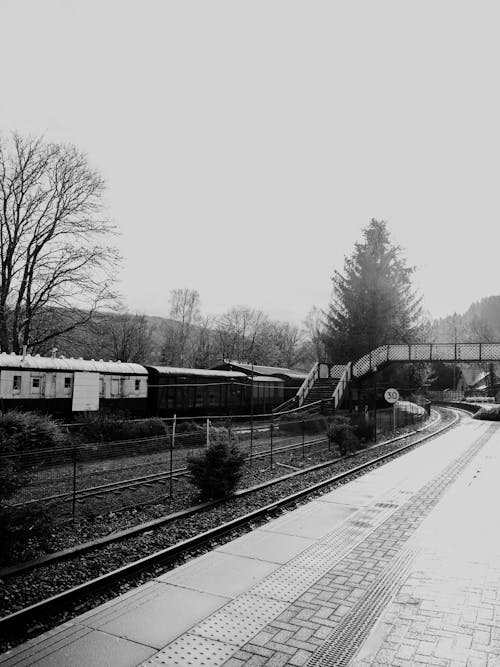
[3,131,460,374]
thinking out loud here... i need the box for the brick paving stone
[292,627,314,642]
[287,639,318,652]
[288,649,313,666]
[242,645,274,658]
[265,651,292,666]
[263,642,297,656]
[271,630,293,645]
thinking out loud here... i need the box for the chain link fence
[2,399,431,520]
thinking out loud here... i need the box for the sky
[1,0,499,326]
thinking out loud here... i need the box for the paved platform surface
[2,416,500,666]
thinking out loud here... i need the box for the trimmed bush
[326,416,359,456]
[0,410,68,452]
[187,441,245,500]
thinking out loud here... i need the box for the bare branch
[0,132,119,353]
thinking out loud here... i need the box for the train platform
[2,417,500,666]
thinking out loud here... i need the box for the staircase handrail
[332,362,352,409]
[272,395,298,414]
[297,361,319,407]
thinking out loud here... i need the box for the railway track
[11,435,331,508]
[0,408,459,644]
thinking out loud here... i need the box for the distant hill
[430,295,500,342]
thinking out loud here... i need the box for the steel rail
[0,409,458,638]
[12,434,332,508]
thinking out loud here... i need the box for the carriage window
[64,377,72,389]
[31,377,41,394]
[135,379,141,391]
[13,375,21,392]
[111,378,120,396]
[99,378,105,397]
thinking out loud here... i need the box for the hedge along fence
[0,410,69,453]
[73,412,168,443]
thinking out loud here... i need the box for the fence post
[170,414,176,500]
[249,410,253,466]
[72,444,77,524]
[270,418,273,468]
[301,419,305,459]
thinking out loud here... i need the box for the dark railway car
[0,352,148,416]
[212,362,307,402]
[145,366,250,417]
[248,375,285,414]
[145,366,286,417]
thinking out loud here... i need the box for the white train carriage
[0,353,148,416]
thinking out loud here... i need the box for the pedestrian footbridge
[292,342,500,412]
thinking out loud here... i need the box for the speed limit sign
[384,388,399,404]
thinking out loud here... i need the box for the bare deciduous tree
[215,306,269,363]
[303,306,327,361]
[165,288,201,366]
[101,311,153,363]
[268,321,303,368]
[0,132,118,353]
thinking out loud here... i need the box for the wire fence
[2,399,431,520]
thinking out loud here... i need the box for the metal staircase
[302,377,339,405]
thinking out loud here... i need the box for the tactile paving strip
[193,594,288,645]
[305,424,497,666]
[143,634,236,666]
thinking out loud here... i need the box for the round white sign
[384,388,400,404]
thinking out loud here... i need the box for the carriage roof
[0,353,147,375]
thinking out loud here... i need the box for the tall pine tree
[324,219,423,363]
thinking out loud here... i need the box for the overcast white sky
[1,0,499,325]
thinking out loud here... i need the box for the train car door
[44,372,57,399]
[72,372,99,411]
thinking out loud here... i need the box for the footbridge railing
[352,343,500,378]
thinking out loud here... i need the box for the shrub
[473,406,500,421]
[0,455,54,565]
[326,416,359,456]
[187,441,245,500]
[0,410,68,452]
[75,413,168,443]
[0,456,27,499]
